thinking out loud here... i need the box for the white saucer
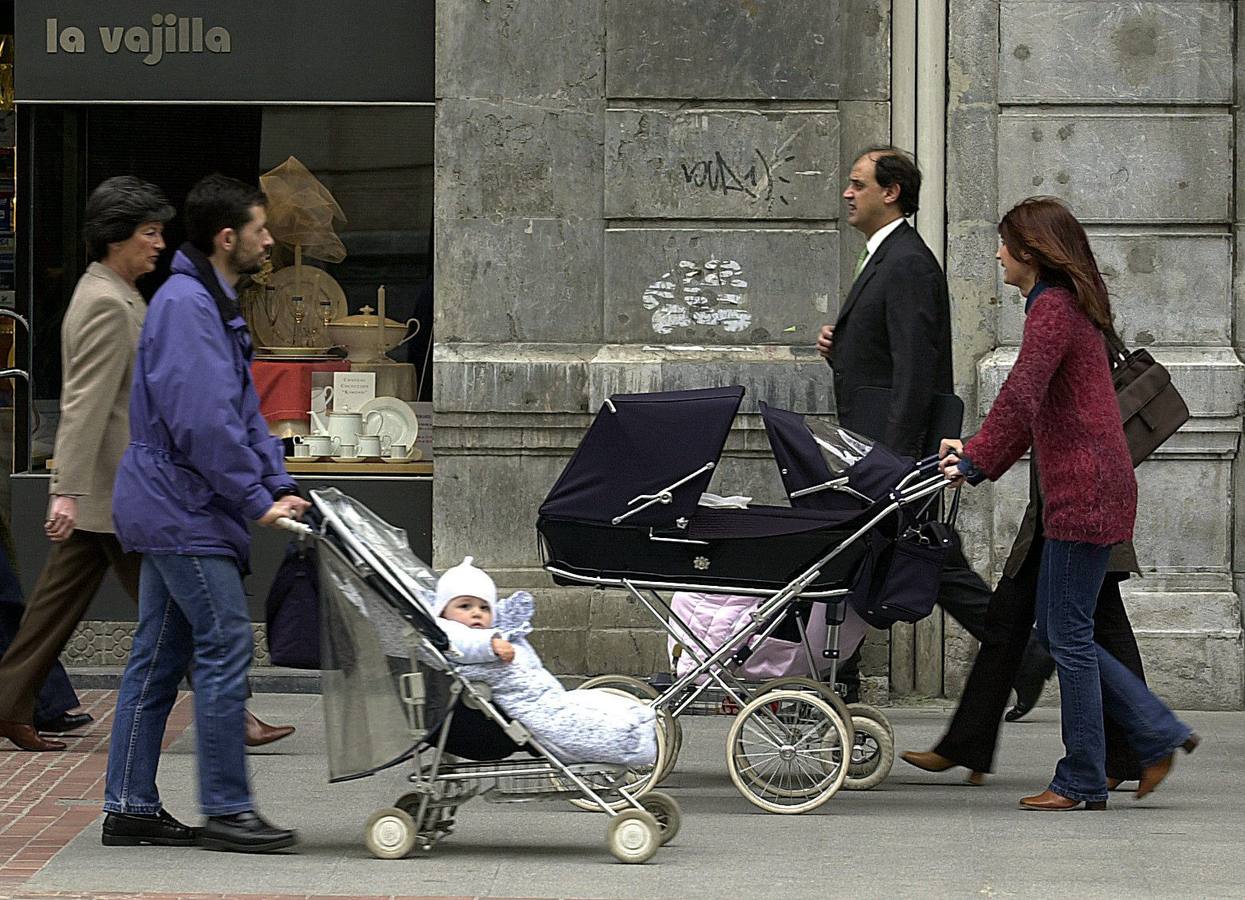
[334,456,363,463]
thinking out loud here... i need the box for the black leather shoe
[1004,699,1035,722]
[199,811,298,853]
[102,809,196,847]
[35,712,94,734]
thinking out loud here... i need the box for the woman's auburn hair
[999,196,1114,333]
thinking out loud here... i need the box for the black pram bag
[850,490,959,627]
[265,542,321,669]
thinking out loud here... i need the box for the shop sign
[17,2,434,103]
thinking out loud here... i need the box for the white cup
[357,433,390,457]
[292,442,311,458]
[387,442,413,460]
[337,442,359,459]
[304,434,340,457]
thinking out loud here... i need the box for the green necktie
[852,247,869,280]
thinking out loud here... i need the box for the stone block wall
[435,0,894,681]
[947,0,1244,707]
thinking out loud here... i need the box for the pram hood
[539,385,744,527]
[759,402,915,508]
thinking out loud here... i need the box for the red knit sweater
[964,285,1136,546]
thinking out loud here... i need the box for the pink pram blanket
[668,591,869,682]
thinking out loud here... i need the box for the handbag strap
[1103,327,1129,369]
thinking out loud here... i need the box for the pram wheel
[577,674,682,781]
[364,806,417,859]
[843,714,895,791]
[639,790,681,845]
[726,689,849,814]
[606,809,661,864]
[847,701,895,743]
[757,676,855,749]
[567,688,668,812]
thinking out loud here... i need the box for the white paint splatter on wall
[642,259,752,335]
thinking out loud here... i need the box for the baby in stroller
[433,557,658,768]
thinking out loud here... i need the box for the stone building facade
[434,1,1244,708]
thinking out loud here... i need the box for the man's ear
[883,184,902,206]
[216,227,235,255]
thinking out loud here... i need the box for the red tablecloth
[251,359,352,423]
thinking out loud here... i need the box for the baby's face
[442,595,493,629]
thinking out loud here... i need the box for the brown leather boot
[243,710,295,748]
[1136,733,1200,800]
[1019,789,1106,811]
[901,750,987,785]
[0,718,67,752]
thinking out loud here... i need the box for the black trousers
[838,543,1054,698]
[934,534,1145,779]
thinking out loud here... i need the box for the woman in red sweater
[940,197,1196,810]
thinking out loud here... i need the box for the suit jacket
[825,221,953,457]
[48,263,146,534]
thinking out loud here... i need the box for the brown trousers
[0,530,141,724]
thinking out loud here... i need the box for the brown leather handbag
[1106,331,1190,466]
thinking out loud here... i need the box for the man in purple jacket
[102,174,309,854]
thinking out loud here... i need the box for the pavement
[1,690,1242,900]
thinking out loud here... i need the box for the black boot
[102,809,196,847]
[198,811,298,853]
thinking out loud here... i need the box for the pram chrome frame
[295,490,679,863]
[541,467,951,812]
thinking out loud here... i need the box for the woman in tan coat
[0,177,291,751]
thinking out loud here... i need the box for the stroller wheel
[607,809,661,864]
[727,689,849,814]
[843,714,895,791]
[639,790,681,845]
[757,676,855,750]
[363,806,417,859]
[847,702,895,743]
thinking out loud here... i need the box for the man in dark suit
[816,146,1052,713]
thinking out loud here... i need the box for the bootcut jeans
[104,554,253,817]
[1037,539,1192,803]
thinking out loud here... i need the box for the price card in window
[332,372,376,412]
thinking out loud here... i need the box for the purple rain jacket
[112,249,294,570]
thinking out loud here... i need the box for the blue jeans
[104,554,254,817]
[1036,539,1192,802]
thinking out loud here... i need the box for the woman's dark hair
[860,145,921,216]
[999,196,1114,333]
[184,173,268,255]
[82,176,175,262]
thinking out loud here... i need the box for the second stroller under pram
[537,386,955,813]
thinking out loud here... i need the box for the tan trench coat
[48,263,146,534]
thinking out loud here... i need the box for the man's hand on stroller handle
[938,438,966,485]
[260,495,311,528]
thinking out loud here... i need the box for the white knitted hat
[433,556,497,616]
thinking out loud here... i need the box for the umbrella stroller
[282,488,680,864]
[537,386,952,814]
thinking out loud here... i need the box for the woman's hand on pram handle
[938,438,966,485]
[491,636,516,663]
[261,495,311,529]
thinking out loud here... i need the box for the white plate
[358,396,419,447]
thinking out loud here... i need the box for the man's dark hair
[81,176,175,262]
[184,173,267,255]
[859,145,922,217]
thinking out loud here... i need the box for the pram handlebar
[274,516,314,537]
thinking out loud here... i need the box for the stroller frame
[542,462,950,814]
[301,489,679,863]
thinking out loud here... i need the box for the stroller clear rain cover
[315,488,443,782]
